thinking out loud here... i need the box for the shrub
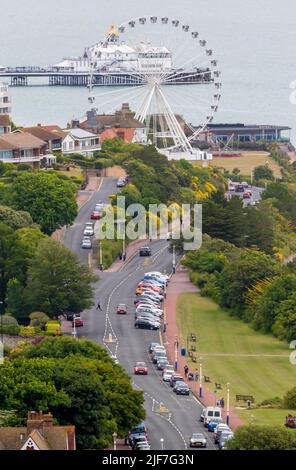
[283,387,296,409]
[29,312,50,328]
[19,325,36,337]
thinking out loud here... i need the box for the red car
[117,304,127,315]
[134,362,148,375]
[72,316,84,327]
[90,211,101,220]
[243,192,252,199]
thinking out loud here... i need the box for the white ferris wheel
[87,16,222,160]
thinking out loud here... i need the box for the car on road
[214,424,230,443]
[134,298,161,308]
[204,407,222,427]
[169,374,184,387]
[243,191,252,199]
[189,433,207,448]
[136,306,163,318]
[134,362,148,375]
[141,290,164,302]
[72,316,84,327]
[117,303,127,314]
[90,210,101,220]
[135,314,160,327]
[138,282,164,293]
[218,431,234,450]
[163,369,175,382]
[95,201,105,211]
[149,342,160,354]
[156,358,169,370]
[81,237,92,249]
[139,246,151,257]
[83,223,94,236]
[131,435,148,450]
[200,408,206,422]
[134,319,159,330]
[152,351,167,364]
[136,443,151,450]
[207,417,224,432]
[174,382,190,395]
[235,184,245,193]
[151,345,166,358]
[116,177,126,188]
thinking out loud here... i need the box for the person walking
[184,364,189,378]
[96,301,102,311]
[220,397,225,409]
[163,322,168,333]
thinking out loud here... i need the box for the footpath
[163,266,244,429]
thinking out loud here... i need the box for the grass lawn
[195,151,282,177]
[176,293,296,425]
[236,408,295,427]
[58,167,83,179]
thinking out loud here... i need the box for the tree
[0,205,34,230]
[254,164,274,181]
[263,183,296,225]
[283,387,296,409]
[5,278,25,319]
[10,172,78,234]
[25,239,97,317]
[253,274,296,332]
[226,425,296,450]
[272,296,296,342]
[218,250,277,317]
[0,223,28,306]
[7,337,145,448]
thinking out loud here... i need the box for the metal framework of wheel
[87,16,222,161]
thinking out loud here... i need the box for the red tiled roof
[22,126,62,142]
[0,132,46,149]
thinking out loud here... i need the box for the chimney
[26,411,54,435]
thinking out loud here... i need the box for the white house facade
[62,128,101,155]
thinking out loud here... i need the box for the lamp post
[112,432,117,451]
[72,314,77,340]
[172,244,176,274]
[160,438,164,450]
[226,383,230,426]
[99,240,103,272]
[174,335,179,371]
[199,357,203,398]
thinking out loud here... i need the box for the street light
[72,314,77,340]
[99,240,103,272]
[199,357,203,398]
[226,383,230,426]
[174,335,179,371]
[160,438,164,450]
[112,432,117,451]
[172,244,176,274]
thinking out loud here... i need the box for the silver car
[81,237,92,249]
[189,433,207,448]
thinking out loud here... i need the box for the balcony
[0,155,42,163]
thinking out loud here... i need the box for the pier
[0,67,212,87]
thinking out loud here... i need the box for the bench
[204,376,211,383]
[215,383,222,390]
[236,395,255,403]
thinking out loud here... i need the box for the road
[63,177,217,451]
[226,185,264,207]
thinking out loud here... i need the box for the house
[0,81,11,116]
[80,104,147,144]
[0,131,55,167]
[198,123,291,145]
[0,411,76,450]
[21,125,65,152]
[62,128,100,155]
[0,115,11,135]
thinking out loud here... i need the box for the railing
[0,155,42,163]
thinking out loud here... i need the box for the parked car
[174,382,190,395]
[152,351,167,364]
[157,358,169,370]
[117,303,127,314]
[218,431,234,450]
[235,184,245,193]
[163,369,175,382]
[214,424,230,443]
[243,191,252,199]
[134,319,159,330]
[207,417,224,432]
[117,178,126,188]
[72,316,84,327]
[139,247,151,257]
[134,362,148,375]
[204,407,222,427]
[200,408,206,423]
[84,223,94,236]
[149,342,160,354]
[81,237,92,249]
[136,443,151,450]
[170,374,184,388]
[90,210,101,220]
[189,433,207,448]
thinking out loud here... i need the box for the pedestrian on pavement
[163,322,168,333]
[220,397,225,408]
[184,364,189,378]
[96,301,102,311]
[123,252,126,261]
[119,253,122,261]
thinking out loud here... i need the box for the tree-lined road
[63,177,216,451]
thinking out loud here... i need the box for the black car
[134,319,159,330]
[169,374,184,387]
[152,351,167,364]
[139,247,151,257]
[174,383,190,395]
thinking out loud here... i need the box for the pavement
[62,177,221,451]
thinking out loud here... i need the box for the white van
[204,407,222,426]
